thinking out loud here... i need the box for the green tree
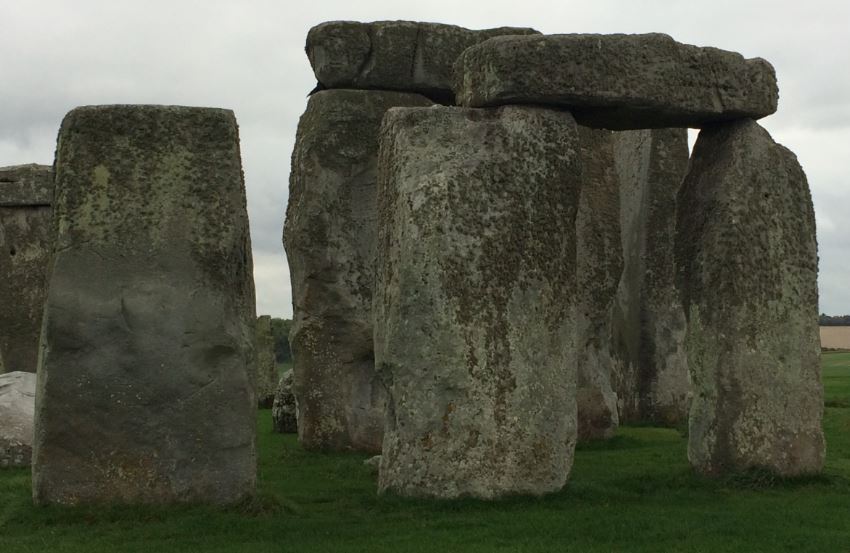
[270,318,293,363]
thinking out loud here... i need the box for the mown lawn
[2,355,849,552]
[823,352,850,408]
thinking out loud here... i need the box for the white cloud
[2,0,848,316]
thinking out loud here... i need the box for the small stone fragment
[0,164,54,374]
[454,33,778,129]
[306,21,538,102]
[284,89,433,453]
[272,369,298,434]
[364,454,381,474]
[0,371,35,468]
[676,119,824,476]
[33,105,257,505]
[375,105,580,499]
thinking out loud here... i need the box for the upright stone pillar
[610,128,691,425]
[575,127,623,441]
[375,105,581,499]
[255,315,277,407]
[33,105,257,505]
[284,89,432,453]
[0,164,54,374]
[676,119,824,476]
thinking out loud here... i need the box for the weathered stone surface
[0,371,35,468]
[306,21,538,102]
[272,369,297,434]
[284,89,433,453]
[256,315,277,407]
[610,128,691,426]
[676,119,824,476]
[0,164,53,374]
[575,127,623,441]
[454,33,778,130]
[33,105,257,505]
[375,105,580,499]
[0,163,53,206]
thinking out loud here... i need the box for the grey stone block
[33,105,257,505]
[306,20,538,102]
[0,164,54,375]
[454,33,778,129]
[610,128,691,426]
[255,316,277,408]
[374,105,580,499]
[0,371,36,468]
[575,127,623,441]
[284,89,433,453]
[676,119,824,476]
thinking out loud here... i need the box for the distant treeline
[819,314,850,326]
[268,315,849,354]
[270,318,293,363]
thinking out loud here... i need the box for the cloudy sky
[2,0,847,317]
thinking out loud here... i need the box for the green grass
[276,360,292,379]
[2,358,849,552]
[823,352,850,408]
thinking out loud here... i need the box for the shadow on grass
[576,434,646,451]
[825,399,850,408]
[718,467,848,491]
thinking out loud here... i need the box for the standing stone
[284,89,433,453]
[33,105,257,505]
[255,315,277,407]
[272,369,297,434]
[1,371,36,468]
[676,119,824,476]
[610,128,691,426]
[575,127,623,441]
[454,33,778,129]
[0,164,54,374]
[375,105,581,499]
[306,21,538,102]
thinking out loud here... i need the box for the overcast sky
[2,0,847,317]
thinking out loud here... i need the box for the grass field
[824,352,850,408]
[276,361,293,378]
[2,355,848,552]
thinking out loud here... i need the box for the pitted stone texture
[0,164,53,206]
[284,90,433,453]
[256,316,277,407]
[33,105,257,505]
[454,33,778,130]
[306,21,538,102]
[575,127,623,441]
[272,369,297,434]
[0,371,35,468]
[676,119,823,476]
[610,128,691,426]
[0,164,53,374]
[375,105,580,499]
